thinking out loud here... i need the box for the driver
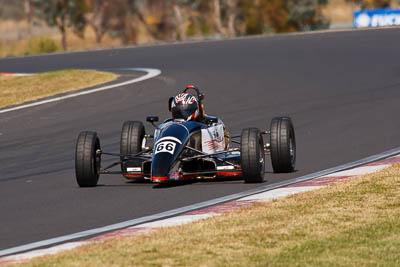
[170,90,230,148]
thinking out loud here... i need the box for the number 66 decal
[155,141,176,155]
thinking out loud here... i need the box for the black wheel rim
[95,139,101,176]
[289,129,296,167]
[259,135,265,177]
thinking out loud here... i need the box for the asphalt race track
[1,28,400,250]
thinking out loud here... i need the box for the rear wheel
[240,128,265,183]
[75,131,101,187]
[120,121,145,156]
[270,117,296,173]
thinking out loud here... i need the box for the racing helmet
[171,93,200,121]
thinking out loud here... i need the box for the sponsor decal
[155,141,176,155]
[169,172,180,180]
[216,166,235,170]
[127,167,141,172]
[355,13,371,27]
[202,124,225,154]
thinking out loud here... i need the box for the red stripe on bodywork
[124,174,144,178]
[152,176,168,181]
[217,171,243,176]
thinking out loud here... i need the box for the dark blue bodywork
[151,121,206,180]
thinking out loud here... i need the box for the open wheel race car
[75,86,296,187]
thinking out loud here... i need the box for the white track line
[239,186,324,201]
[132,214,218,228]
[0,68,161,114]
[321,165,390,177]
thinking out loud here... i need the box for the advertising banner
[354,8,400,28]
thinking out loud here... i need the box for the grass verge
[0,69,118,109]
[20,163,400,266]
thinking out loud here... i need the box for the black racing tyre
[120,121,145,156]
[270,117,296,173]
[75,131,101,187]
[240,128,265,183]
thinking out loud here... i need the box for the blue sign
[354,8,400,28]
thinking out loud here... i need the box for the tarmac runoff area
[1,152,400,264]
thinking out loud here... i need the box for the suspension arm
[183,146,239,166]
[98,148,153,159]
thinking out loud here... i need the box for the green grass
[0,69,118,108]
[19,163,400,266]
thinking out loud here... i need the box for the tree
[286,0,329,31]
[24,0,33,33]
[346,0,391,8]
[99,0,132,45]
[172,0,187,41]
[260,0,329,33]
[239,0,265,35]
[212,0,238,37]
[32,0,87,51]
[130,0,161,42]
[84,0,112,44]
[225,0,238,37]
[0,0,25,20]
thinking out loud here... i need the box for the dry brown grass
[0,70,118,108]
[0,20,155,58]
[1,28,123,58]
[19,163,400,266]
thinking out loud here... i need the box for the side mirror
[146,116,159,123]
[168,97,174,111]
[198,93,204,101]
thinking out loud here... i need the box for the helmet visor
[172,104,197,120]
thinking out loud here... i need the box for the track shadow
[152,179,196,189]
[94,169,299,188]
[152,175,270,187]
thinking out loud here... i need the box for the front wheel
[270,117,296,173]
[75,131,101,187]
[240,128,265,183]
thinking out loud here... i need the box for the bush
[238,0,329,34]
[263,0,329,32]
[25,37,59,55]
[346,0,391,9]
